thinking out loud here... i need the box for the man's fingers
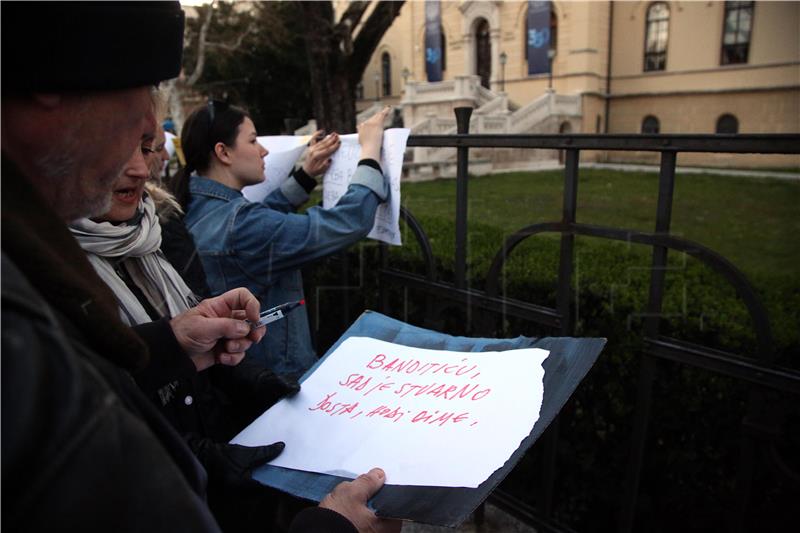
[217,352,246,367]
[204,287,261,323]
[248,324,267,343]
[203,317,251,341]
[223,337,253,354]
[347,468,387,503]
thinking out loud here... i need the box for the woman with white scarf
[71,183,199,326]
[70,139,301,533]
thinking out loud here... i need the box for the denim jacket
[184,165,388,376]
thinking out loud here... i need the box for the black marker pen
[250,299,305,329]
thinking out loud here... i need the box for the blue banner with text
[527,0,552,75]
[425,0,443,82]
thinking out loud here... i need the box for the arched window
[721,1,754,65]
[641,115,660,134]
[716,114,739,134]
[381,52,392,96]
[475,18,491,88]
[524,5,557,60]
[644,2,669,71]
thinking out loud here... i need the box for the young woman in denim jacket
[173,103,391,378]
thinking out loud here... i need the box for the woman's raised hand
[358,106,391,162]
[302,129,341,177]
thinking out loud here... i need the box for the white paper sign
[322,129,409,246]
[232,337,548,488]
[242,135,311,203]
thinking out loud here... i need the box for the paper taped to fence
[321,128,409,246]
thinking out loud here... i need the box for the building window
[642,115,660,134]
[475,18,491,88]
[525,5,557,60]
[721,1,754,65]
[716,114,739,134]
[440,26,447,71]
[381,53,392,96]
[644,2,669,72]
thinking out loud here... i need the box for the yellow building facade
[355,1,800,168]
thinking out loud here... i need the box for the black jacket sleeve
[132,317,196,394]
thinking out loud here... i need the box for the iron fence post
[454,107,472,294]
[619,151,676,532]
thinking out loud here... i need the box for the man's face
[94,140,151,224]
[37,87,156,221]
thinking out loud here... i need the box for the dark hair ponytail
[170,101,249,210]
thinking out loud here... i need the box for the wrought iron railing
[364,108,799,532]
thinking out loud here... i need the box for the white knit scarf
[70,195,198,326]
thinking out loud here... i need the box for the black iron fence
[360,108,798,532]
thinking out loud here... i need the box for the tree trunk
[300,1,404,133]
[301,3,355,132]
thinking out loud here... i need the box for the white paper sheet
[232,337,547,488]
[322,129,409,246]
[242,135,311,203]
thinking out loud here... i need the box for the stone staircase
[296,76,583,179]
[407,85,581,175]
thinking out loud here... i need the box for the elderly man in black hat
[1,3,397,532]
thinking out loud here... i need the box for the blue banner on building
[425,0,443,82]
[527,0,551,75]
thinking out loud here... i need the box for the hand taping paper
[232,336,548,488]
[321,129,409,246]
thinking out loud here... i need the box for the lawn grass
[398,169,800,280]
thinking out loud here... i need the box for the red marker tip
[299,299,305,305]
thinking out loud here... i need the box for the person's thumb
[201,316,251,341]
[349,468,386,503]
[247,441,286,468]
[224,441,285,473]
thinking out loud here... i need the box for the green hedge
[304,215,798,531]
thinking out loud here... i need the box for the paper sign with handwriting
[322,128,409,246]
[231,336,548,488]
[242,135,311,203]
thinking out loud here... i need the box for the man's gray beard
[32,137,119,221]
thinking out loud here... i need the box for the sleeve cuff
[350,163,389,202]
[292,167,318,193]
[279,175,311,207]
[132,318,196,393]
[358,158,382,173]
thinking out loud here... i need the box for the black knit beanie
[2,1,185,93]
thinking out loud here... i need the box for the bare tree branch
[349,1,404,83]
[205,22,256,52]
[335,1,370,36]
[186,0,216,87]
